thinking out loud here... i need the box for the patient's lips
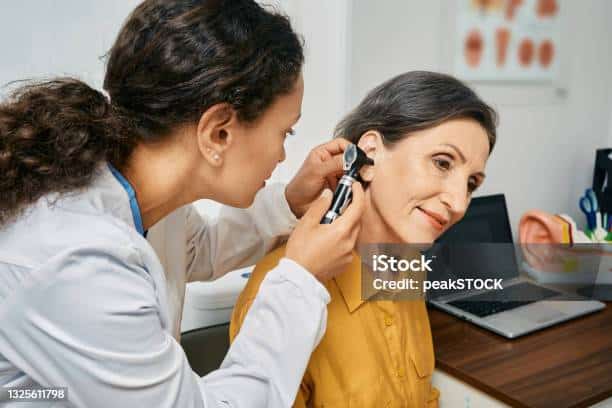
[417,207,448,231]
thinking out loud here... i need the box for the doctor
[0,1,364,407]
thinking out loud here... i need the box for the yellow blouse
[230,245,440,407]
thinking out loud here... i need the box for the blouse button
[396,367,406,378]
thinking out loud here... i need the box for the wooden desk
[429,303,612,408]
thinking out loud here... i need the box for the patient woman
[229,71,497,407]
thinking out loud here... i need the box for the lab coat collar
[82,163,139,234]
[107,163,146,237]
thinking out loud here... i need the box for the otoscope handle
[321,175,355,224]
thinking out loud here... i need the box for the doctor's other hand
[285,182,364,283]
[285,138,350,218]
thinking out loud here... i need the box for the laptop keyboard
[447,282,561,318]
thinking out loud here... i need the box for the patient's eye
[468,180,478,193]
[433,156,452,171]
[468,176,482,194]
[285,128,296,138]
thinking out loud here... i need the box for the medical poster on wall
[454,0,560,81]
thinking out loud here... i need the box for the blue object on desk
[580,189,598,230]
[587,188,599,211]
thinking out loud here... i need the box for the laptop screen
[427,194,520,299]
[435,194,513,243]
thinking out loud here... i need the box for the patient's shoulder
[229,244,287,341]
[244,244,287,296]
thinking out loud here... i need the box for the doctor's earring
[206,148,221,163]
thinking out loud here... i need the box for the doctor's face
[358,118,490,244]
[216,75,304,207]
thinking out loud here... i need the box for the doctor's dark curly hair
[0,0,304,225]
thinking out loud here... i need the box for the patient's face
[360,118,490,243]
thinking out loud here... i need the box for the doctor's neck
[121,133,206,230]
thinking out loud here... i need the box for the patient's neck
[356,189,404,246]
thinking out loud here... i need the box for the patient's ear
[519,210,565,244]
[356,131,383,182]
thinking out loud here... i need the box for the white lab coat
[146,176,307,340]
[0,164,330,407]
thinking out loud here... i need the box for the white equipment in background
[180,268,251,333]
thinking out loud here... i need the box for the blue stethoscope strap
[107,163,146,237]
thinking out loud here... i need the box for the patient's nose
[439,181,469,219]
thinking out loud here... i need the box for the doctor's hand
[285,138,350,218]
[285,182,365,283]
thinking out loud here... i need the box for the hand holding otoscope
[285,143,372,282]
[321,143,374,224]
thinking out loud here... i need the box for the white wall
[273,0,351,180]
[0,1,142,94]
[2,1,611,236]
[609,87,612,145]
[609,110,612,145]
[0,0,352,219]
[348,0,612,235]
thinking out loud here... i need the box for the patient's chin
[391,223,437,245]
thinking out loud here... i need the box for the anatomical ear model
[519,210,612,297]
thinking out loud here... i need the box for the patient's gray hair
[335,71,497,153]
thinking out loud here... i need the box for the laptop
[427,194,606,338]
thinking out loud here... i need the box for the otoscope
[321,143,374,224]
